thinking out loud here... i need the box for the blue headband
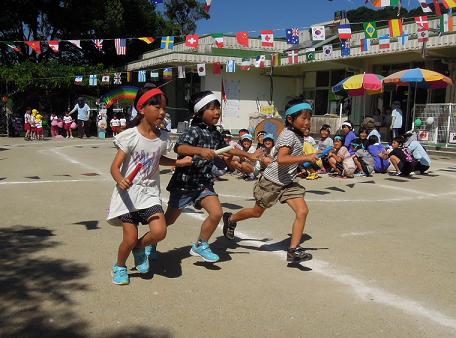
[284,103,312,117]
[334,136,343,141]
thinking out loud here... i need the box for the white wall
[203,70,297,131]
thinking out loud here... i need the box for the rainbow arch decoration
[102,86,139,108]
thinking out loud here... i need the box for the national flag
[160,36,174,49]
[236,32,249,47]
[25,41,41,54]
[255,55,266,68]
[226,60,236,72]
[261,30,274,47]
[287,50,299,64]
[341,40,351,56]
[373,0,400,7]
[115,38,126,55]
[102,75,110,84]
[138,37,155,44]
[442,0,456,9]
[271,53,281,67]
[389,19,403,37]
[163,68,173,80]
[338,24,352,40]
[433,0,442,16]
[240,58,251,70]
[68,40,81,49]
[89,74,97,86]
[378,35,390,49]
[48,40,59,53]
[323,45,333,59]
[74,75,83,85]
[211,33,224,48]
[415,16,429,31]
[360,38,371,52]
[212,63,222,75]
[178,66,186,79]
[93,39,103,50]
[114,73,122,84]
[6,44,20,53]
[150,71,159,81]
[286,28,300,44]
[399,31,409,46]
[418,29,429,42]
[126,71,132,82]
[204,0,212,13]
[363,21,378,39]
[418,0,432,13]
[312,26,325,41]
[440,13,454,32]
[305,48,315,61]
[197,64,206,77]
[185,34,199,48]
[138,70,146,82]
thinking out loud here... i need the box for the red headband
[136,88,165,111]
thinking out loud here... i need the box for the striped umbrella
[383,68,453,89]
[332,73,384,96]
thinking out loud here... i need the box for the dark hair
[358,127,368,135]
[239,128,249,134]
[320,124,331,132]
[368,135,379,145]
[130,83,168,127]
[190,91,221,126]
[284,98,312,127]
[392,136,404,145]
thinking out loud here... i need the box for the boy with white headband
[223,99,318,264]
[165,91,258,263]
[341,120,357,155]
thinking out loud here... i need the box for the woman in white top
[69,97,91,138]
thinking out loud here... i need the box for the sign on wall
[223,80,240,118]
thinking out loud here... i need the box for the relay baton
[302,146,333,168]
[127,158,152,182]
[215,145,234,155]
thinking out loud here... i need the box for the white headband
[342,122,352,129]
[193,94,219,113]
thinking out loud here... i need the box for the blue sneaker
[132,247,149,273]
[190,241,219,263]
[145,244,159,261]
[111,264,129,285]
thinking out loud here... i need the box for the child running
[222,99,317,263]
[164,91,258,263]
[107,84,192,285]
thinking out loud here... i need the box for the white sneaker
[66,136,69,138]
[70,136,73,139]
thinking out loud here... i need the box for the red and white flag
[93,39,103,50]
[418,30,429,42]
[418,0,432,13]
[287,50,299,64]
[25,41,41,54]
[415,16,429,31]
[68,40,81,49]
[261,30,274,47]
[48,40,59,53]
[7,44,20,53]
[204,0,212,13]
[115,38,126,55]
[185,34,199,48]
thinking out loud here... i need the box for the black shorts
[118,205,164,225]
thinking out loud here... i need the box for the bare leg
[116,222,138,266]
[197,195,223,242]
[165,206,182,226]
[229,202,265,224]
[286,197,309,249]
[390,155,401,173]
[136,213,167,248]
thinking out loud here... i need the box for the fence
[412,104,456,147]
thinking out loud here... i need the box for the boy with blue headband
[223,99,317,263]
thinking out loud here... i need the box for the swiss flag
[48,40,59,53]
[261,30,274,47]
[25,40,41,54]
[185,34,199,48]
[236,32,249,47]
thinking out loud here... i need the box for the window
[316,71,330,87]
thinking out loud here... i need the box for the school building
[127,15,456,143]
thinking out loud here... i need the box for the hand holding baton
[215,145,234,155]
[302,146,333,168]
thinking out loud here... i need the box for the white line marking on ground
[340,231,377,237]
[0,178,108,185]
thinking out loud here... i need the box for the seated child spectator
[380,136,416,176]
[328,135,356,178]
[341,120,357,155]
[303,127,316,147]
[253,133,275,176]
[407,139,431,174]
[353,145,375,177]
[367,135,390,173]
[256,130,266,150]
[317,124,333,172]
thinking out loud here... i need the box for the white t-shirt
[63,116,73,124]
[35,120,42,128]
[111,118,120,127]
[24,113,31,124]
[119,118,127,127]
[107,127,168,224]
[391,108,403,128]
[304,135,316,147]
[71,103,90,121]
[30,115,36,127]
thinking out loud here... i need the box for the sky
[195,0,417,36]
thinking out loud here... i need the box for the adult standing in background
[70,97,91,138]
[390,101,403,138]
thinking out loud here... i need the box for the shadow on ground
[0,225,172,337]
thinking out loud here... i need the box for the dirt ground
[1,137,455,337]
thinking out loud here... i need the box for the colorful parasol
[332,73,384,96]
[383,68,453,89]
